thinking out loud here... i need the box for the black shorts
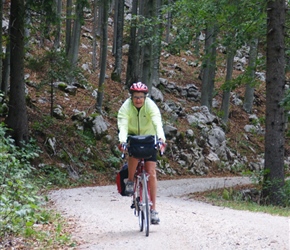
[144,151,157,162]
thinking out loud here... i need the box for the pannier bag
[116,163,128,196]
[127,135,157,159]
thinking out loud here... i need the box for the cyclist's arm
[147,99,166,142]
[117,101,130,144]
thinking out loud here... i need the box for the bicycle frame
[132,159,152,237]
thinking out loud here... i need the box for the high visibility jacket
[117,97,166,143]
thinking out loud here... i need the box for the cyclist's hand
[158,139,167,155]
[118,142,126,152]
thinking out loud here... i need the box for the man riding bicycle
[117,82,166,224]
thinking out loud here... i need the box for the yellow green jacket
[117,97,166,143]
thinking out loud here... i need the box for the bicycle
[121,135,164,237]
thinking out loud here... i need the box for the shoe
[150,210,160,224]
[125,180,134,196]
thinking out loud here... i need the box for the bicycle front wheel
[142,172,150,237]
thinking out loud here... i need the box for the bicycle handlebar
[120,140,166,159]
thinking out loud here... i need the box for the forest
[0,0,289,248]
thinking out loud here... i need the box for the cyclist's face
[132,93,146,108]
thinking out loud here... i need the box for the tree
[243,38,259,113]
[65,0,73,54]
[262,0,286,206]
[111,0,125,82]
[200,24,217,110]
[67,0,84,67]
[54,0,62,49]
[141,0,155,93]
[92,0,98,70]
[5,0,29,146]
[126,0,140,87]
[220,44,235,124]
[96,0,109,113]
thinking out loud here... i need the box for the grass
[190,183,290,217]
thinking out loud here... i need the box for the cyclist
[118,82,166,224]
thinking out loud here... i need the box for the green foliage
[0,123,44,237]
[26,49,88,87]
[36,164,71,187]
[280,179,290,206]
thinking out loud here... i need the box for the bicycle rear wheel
[142,172,150,237]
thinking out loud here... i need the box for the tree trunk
[142,0,154,93]
[54,0,62,49]
[1,40,10,95]
[126,0,139,87]
[200,24,217,111]
[5,0,29,146]
[65,0,73,55]
[220,45,235,124]
[111,0,124,82]
[263,0,285,206]
[151,0,162,88]
[67,1,83,67]
[165,0,171,44]
[92,0,98,70]
[96,0,109,113]
[243,38,258,113]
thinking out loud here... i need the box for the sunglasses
[132,95,146,100]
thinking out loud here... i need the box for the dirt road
[49,177,290,250]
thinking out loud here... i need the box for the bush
[0,123,44,237]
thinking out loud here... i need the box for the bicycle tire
[142,172,150,237]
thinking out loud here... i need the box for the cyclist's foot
[150,210,160,224]
[125,180,134,196]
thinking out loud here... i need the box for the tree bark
[54,0,62,49]
[96,0,109,113]
[5,0,29,146]
[65,0,73,55]
[126,0,139,87]
[67,1,83,67]
[200,24,217,111]
[111,0,124,82]
[92,0,98,70]
[220,45,235,124]
[263,0,285,206]
[243,38,258,113]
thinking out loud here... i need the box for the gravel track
[49,177,290,250]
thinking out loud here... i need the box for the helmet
[129,82,148,94]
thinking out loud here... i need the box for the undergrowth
[0,123,76,248]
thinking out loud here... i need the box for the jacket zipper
[137,109,140,135]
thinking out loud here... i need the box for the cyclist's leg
[128,156,139,181]
[144,160,157,210]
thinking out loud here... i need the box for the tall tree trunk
[5,0,29,146]
[92,0,98,70]
[151,0,162,87]
[54,0,62,49]
[243,38,258,113]
[111,0,124,82]
[65,0,73,55]
[200,24,217,111]
[67,1,83,67]
[1,41,10,95]
[96,0,109,113]
[263,0,285,206]
[165,0,171,44]
[126,0,139,87]
[141,0,154,93]
[220,45,235,124]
